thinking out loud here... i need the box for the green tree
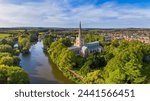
[12,56,20,66]
[0,56,14,66]
[43,35,53,49]
[84,35,105,45]
[84,70,105,84]
[0,52,11,58]
[29,31,39,42]
[59,38,72,47]
[0,55,20,66]
[0,44,13,53]
[0,65,30,84]
[18,35,30,54]
[111,39,119,47]
[0,65,8,83]
[104,42,145,84]
[80,61,91,75]
[7,67,30,84]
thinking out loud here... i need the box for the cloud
[0,0,150,28]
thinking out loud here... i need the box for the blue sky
[0,0,150,28]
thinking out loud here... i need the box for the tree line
[0,36,30,84]
[45,33,150,84]
[18,30,39,54]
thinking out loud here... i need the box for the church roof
[68,46,80,50]
[86,41,99,44]
[84,41,101,49]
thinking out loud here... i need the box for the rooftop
[68,46,80,50]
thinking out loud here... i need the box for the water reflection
[19,41,74,84]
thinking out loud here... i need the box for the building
[68,22,102,57]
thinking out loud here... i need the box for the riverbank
[19,41,74,84]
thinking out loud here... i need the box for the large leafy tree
[59,38,72,47]
[0,56,14,66]
[0,44,13,53]
[0,37,15,47]
[18,35,30,54]
[84,70,105,84]
[7,66,30,84]
[0,56,20,66]
[104,41,145,84]
[0,65,30,84]
[43,35,53,49]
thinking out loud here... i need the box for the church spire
[74,21,84,47]
[79,21,81,39]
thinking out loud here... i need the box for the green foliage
[29,31,39,42]
[7,66,30,84]
[0,56,20,66]
[0,65,7,83]
[143,44,150,55]
[43,35,53,49]
[83,70,105,84]
[84,35,105,45]
[0,56,14,66]
[0,52,11,58]
[18,33,30,54]
[86,54,106,69]
[83,40,149,84]
[80,53,106,76]
[13,49,20,56]
[142,63,150,82]
[111,39,119,47]
[0,65,30,84]
[49,40,76,70]
[12,56,20,66]
[58,49,76,69]
[0,32,29,84]
[0,37,15,47]
[103,40,146,84]
[59,38,72,47]
[0,34,10,39]
[80,61,91,75]
[0,44,13,53]
[47,35,149,84]
[75,56,84,68]
[142,44,150,63]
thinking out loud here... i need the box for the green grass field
[39,32,45,35]
[0,34,10,39]
[7,30,25,33]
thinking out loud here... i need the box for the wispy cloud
[0,0,150,28]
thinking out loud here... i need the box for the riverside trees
[86,40,149,84]
[49,39,76,70]
[0,34,30,84]
[0,65,29,84]
[0,52,30,84]
[48,37,150,84]
[18,32,30,54]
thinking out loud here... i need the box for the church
[68,22,102,57]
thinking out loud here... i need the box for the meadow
[0,33,10,39]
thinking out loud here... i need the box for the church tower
[79,21,81,40]
[74,22,84,47]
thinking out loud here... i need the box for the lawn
[0,34,10,39]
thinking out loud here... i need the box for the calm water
[19,41,74,84]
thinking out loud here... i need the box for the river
[19,41,74,84]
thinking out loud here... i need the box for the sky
[1,0,150,28]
